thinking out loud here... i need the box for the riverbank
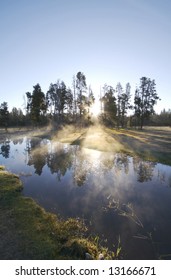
[0,166,112,259]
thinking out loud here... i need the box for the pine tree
[101,85,117,126]
[25,84,47,125]
[76,71,87,117]
[134,77,160,129]
[0,102,9,130]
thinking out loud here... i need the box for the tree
[134,77,160,129]
[87,85,95,121]
[120,83,132,128]
[9,107,24,126]
[65,87,73,122]
[25,84,47,125]
[72,75,77,119]
[150,109,171,126]
[26,92,32,114]
[76,71,87,117]
[116,83,123,128]
[101,84,117,126]
[46,80,67,123]
[0,102,9,130]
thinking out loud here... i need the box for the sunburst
[89,100,101,117]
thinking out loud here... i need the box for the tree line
[0,71,169,130]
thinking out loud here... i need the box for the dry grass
[106,126,171,165]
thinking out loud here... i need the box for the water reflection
[4,137,161,187]
[0,140,10,158]
[133,158,156,182]
[13,138,23,145]
[47,142,73,180]
[26,138,49,175]
[0,137,171,259]
[114,154,130,174]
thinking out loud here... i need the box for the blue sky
[0,0,171,113]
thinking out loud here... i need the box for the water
[1,136,171,259]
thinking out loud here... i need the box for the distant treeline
[0,71,170,129]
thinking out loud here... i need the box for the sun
[89,100,101,117]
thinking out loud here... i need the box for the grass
[106,126,171,165]
[54,125,171,165]
[0,167,113,260]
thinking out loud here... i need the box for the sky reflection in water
[0,136,171,259]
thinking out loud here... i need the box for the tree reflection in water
[0,140,10,158]
[133,157,156,182]
[12,138,23,145]
[47,142,73,180]
[113,154,130,174]
[17,138,167,186]
[26,138,48,175]
[0,138,170,188]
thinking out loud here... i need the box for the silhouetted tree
[25,84,47,125]
[46,80,67,123]
[120,83,132,128]
[9,107,24,126]
[76,71,87,117]
[72,75,77,120]
[25,93,31,113]
[101,84,117,126]
[116,83,123,128]
[87,85,95,121]
[0,102,9,130]
[134,77,159,129]
[65,87,73,121]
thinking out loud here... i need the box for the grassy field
[107,126,171,165]
[0,166,115,260]
[55,125,171,166]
